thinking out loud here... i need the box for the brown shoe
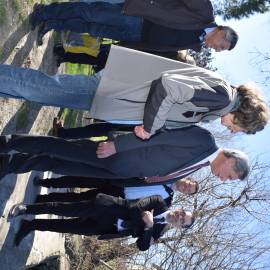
[52,117,63,137]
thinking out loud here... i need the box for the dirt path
[0,2,67,269]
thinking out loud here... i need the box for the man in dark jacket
[0,126,250,184]
[33,176,199,208]
[10,194,194,249]
[30,0,238,54]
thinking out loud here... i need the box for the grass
[60,108,81,129]
[16,102,30,131]
[0,46,3,62]
[60,63,107,142]
[58,63,94,129]
[58,63,95,128]
[0,0,7,25]
[11,0,20,12]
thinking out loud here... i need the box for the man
[30,1,238,54]
[9,194,194,249]
[33,176,199,207]
[0,126,250,184]
[0,46,268,137]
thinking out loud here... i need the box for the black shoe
[8,203,27,219]
[36,22,50,46]
[0,154,10,181]
[55,55,63,67]
[14,219,32,247]
[34,195,43,203]
[53,44,65,56]
[29,3,45,31]
[52,117,64,137]
[33,177,50,188]
[33,176,42,186]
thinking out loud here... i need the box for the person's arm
[180,0,213,13]
[142,73,196,134]
[142,68,230,136]
[97,130,172,158]
[136,226,154,251]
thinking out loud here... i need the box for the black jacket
[94,193,169,251]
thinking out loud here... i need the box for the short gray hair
[223,149,250,180]
[218,26,239,50]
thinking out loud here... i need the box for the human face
[205,30,231,52]
[166,209,193,228]
[211,157,240,181]
[221,113,245,134]
[174,179,197,194]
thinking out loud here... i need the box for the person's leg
[32,3,143,42]
[2,134,103,166]
[35,186,124,203]
[81,0,124,3]
[0,64,101,110]
[35,191,94,203]
[14,218,117,246]
[33,175,110,188]
[57,122,134,139]
[23,200,97,217]
[5,153,119,178]
[35,2,130,27]
[61,52,102,65]
[46,18,142,42]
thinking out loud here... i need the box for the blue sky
[212,12,270,161]
[211,12,270,255]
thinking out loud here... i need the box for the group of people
[1,0,269,251]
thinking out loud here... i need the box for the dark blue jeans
[36,2,143,42]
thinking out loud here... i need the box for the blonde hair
[233,84,269,134]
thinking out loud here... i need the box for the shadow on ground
[0,19,31,65]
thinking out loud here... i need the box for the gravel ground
[0,3,69,269]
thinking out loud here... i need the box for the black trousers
[24,200,119,235]
[26,218,117,236]
[55,44,110,73]
[4,153,118,178]
[57,122,134,139]
[1,134,123,178]
[26,200,107,218]
[36,184,124,203]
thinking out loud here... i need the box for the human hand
[144,176,164,183]
[142,209,154,228]
[96,141,116,158]
[134,125,152,140]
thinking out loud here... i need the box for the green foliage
[60,108,80,129]
[11,0,20,12]
[16,102,30,131]
[66,62,94,76]
[0,0,7,25]
[0,46,3,62]
[214,0,270,20]
[59,63,94,129]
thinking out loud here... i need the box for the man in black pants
[0,126,249,184]
[9,194,194,249]
[52,117,134,139]
[34,176,199,207]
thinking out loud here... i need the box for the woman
[0,46,268,138]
